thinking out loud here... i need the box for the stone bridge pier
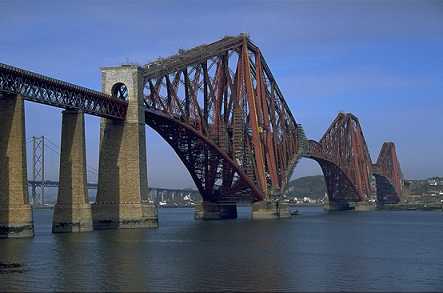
[194,202,238,220]
[92,65,158,229]
[52,109,92,233]
[0,95,34,238]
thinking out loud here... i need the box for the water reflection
[0,237,33,291]
[0,208,443,291]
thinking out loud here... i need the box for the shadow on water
[0,262,25,274]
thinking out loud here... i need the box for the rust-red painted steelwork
[0,35,405,205]
[304,113,373,202]
[373,142,403,203]
[143,35,301,202]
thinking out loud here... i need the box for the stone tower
[92,65,157,229]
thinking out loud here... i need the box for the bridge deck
[143,35,245,79]
[0,63,127,120]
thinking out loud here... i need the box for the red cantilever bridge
[303,114,403,207]
[0,35,402,213]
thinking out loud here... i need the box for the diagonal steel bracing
[0,35,404,205]
[143,34,301,202]
[373,142,403,203]
[303,113,373,202]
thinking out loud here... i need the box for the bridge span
[0,34,403,238]
[301,113,403,210]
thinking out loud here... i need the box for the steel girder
[0,39,403,205]
[145,109,262,202]
[373,142,403,203]
[0,63,127,120]
[143,35,301,202]
[304,113,373,202]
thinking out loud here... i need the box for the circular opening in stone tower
[111,82,129,101]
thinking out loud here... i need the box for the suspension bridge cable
[27,136,99,176]
[44,144,60,155]
[43,138,99,175]
[44,137,60,149]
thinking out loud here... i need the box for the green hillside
[286,175,326,199]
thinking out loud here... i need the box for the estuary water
[0,207,443,292]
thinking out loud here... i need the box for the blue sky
[1,0,442,188]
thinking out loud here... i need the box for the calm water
[1,207,443,292]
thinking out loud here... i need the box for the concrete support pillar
[324,199,374,211]
[194,202,237,220]
[251,201,290,220]
[323,199,352,211]
[52,110,92,233]
[0,95,34,238]
[350,201,374,211]
[92,65,158,229]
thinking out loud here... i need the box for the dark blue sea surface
[1,207,442,292]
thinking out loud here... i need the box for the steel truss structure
[304,113,373,202]
[143,35,301,202]
[0,63,127,120]
[372,143,403,203]
[0,35,404,204]
[304,113,403,203]
[31,136,45,206]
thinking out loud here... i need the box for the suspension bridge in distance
[0,34,403,238]
[26,136,200,208]
[27,136,99,206]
